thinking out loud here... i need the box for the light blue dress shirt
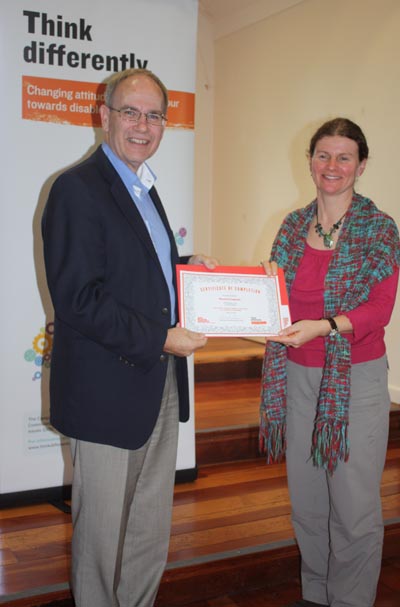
[102,143,176,324]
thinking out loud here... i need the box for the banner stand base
[0,484,72,509]
[175,465,198,483]
[0,467,198,509]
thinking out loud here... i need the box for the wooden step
[194,337,264,382]
[5,446,400,607]
[156,520,400,606]
[7,521,400,607]
[194,373,400,466]
[194,375,260,466]
[2,336,400,607]
[196,425,260,466]
[6,521,400,607]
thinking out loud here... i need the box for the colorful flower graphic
[174,226,187,246]
[25,322,54,381]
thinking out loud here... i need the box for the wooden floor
[2,449,400,607]
[1,338,400,607]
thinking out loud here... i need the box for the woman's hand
[261,260,278,276]
[267,319,330,348]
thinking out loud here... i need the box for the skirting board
[389,384,400,406]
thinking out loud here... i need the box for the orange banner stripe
[166,90,195,129]
[22,75,194,129]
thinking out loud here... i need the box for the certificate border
[176,265,291,337]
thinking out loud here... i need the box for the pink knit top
[287,243,399,367]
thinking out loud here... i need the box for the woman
[260,118,400,607]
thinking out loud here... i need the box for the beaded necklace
[314,208,346,248]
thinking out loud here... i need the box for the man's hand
[164,325,208,357]
[188,254,219,269]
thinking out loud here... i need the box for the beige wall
[194,10,215,256]
[195,0,400,401]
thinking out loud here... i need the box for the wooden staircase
[3,337,400,607]
[195,337,263,466]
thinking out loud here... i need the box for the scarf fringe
[259,420,286,464]
[312,420,350,475]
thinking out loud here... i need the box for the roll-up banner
[0,0,198,498]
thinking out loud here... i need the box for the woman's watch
[324,317,339,337]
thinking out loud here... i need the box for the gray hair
[104,68,168,114]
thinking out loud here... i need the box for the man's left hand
[188,253,219,269]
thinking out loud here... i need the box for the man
[42,68,217,607]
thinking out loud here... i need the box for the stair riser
[197,410,400,466]
[156,522,400,607]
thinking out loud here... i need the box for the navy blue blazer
[42,146,189,450]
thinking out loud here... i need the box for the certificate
[176,265,291,337]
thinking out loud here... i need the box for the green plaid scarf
[260,193,400,473]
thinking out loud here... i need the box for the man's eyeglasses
[107,106,166,126]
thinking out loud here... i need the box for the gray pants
[286,356,390,607]
[69,356,179,607]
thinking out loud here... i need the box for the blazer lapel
[149,186,179,267]
[94,147,178,276]
[95,148,160,263]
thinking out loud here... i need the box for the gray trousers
[286,356,390,607]
[69,356,179,607]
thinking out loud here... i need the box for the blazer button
[161,307,169,315]
[129,362,135,367]
[124,359,129,365]
[160,354,167,362]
